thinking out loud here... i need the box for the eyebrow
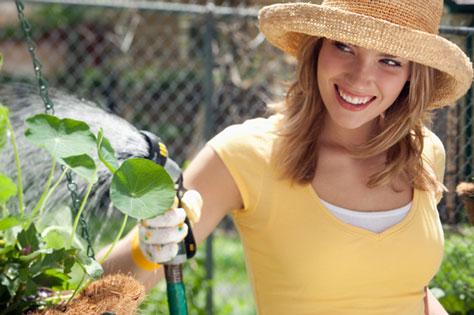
[379,53,400,59]
[334,40,405,61]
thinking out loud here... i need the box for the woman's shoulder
[209,115,280,149]
[223,114,279,135]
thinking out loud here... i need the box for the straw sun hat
[258,0,473,108]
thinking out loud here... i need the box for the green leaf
[62,154,97,183]
[97,128,119,173]
[0,215,21,231]
[0,173,17,204]
[1,266,21,297]
[67,262,85,289]
[0,52,3,71]
[42,248,77,274]
[110,158,175,220]
[37,205,71,232]
[24,114,97,161]
[22,278,39,297]
[78,255,103,279]
[42,227,69,250]
[42,226,85,251]
[0,104,8,151]
[17,224,40,252]
[0,244,15,256]
[33,268,70,288]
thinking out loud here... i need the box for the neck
[319,118,379,151]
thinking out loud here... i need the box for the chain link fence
[0,1,473,314]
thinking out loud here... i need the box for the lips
[334,85,376,111]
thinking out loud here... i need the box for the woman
[100,1,473,314]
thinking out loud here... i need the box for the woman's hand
[100,145,241,291]
[138,190,202,263]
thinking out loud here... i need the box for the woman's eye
[381,59,402,67]
[334,42,352,53]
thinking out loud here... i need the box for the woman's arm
[98,145,243,290]
[424,287,448,315]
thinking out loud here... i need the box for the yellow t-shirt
[208,115,445,315]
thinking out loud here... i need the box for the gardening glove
[132,190,202,269]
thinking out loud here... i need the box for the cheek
[378,73,409,103]
[317,56,344,93]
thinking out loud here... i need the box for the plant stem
[7,119,24,216]
[97,130,117,174]
[29,159,56,224]
[98,214,128,264]
[37,165,67,220]
[66,272,86,306]
[69,181,93,248]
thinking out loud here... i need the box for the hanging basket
[28,274,145,315]
[455,182,474,225]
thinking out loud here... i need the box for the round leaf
[110,158,175,219]
[62,154,97,184]
[25,114,97,160]
[0,173,17,204]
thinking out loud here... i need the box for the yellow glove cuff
[131,229,162,271]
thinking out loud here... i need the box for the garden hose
[140,131,197,315]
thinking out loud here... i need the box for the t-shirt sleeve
[207,119,271,214]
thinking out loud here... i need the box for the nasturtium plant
[1,102,180,313]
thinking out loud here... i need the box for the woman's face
[317,39,411,131]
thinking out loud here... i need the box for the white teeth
[337,87,373,105]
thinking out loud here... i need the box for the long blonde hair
[271,36,442,193]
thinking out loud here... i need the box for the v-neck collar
[306,184,419,240]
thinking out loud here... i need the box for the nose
[345,57,376,90]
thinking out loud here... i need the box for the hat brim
[259,3,473,108]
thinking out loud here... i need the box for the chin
[330,114,378,131]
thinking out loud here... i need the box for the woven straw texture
[258,0,473,109]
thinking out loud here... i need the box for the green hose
[165,264,188,315]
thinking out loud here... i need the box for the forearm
[424,287,448,315]
[98,227,164,291]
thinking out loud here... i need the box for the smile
[335,85,376,106]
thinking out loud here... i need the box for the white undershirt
[319,199,413,233]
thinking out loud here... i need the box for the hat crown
[322,0,443,34]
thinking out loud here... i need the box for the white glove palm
[138,190,202,264]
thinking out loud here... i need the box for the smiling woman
[102,1,473,314]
